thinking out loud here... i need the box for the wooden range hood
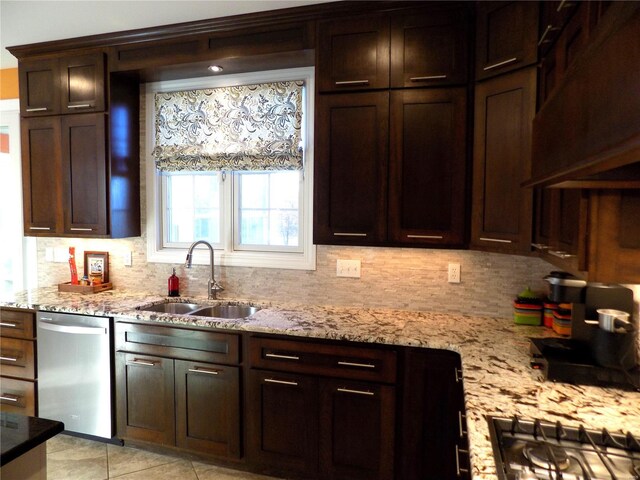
[524,1,640,190]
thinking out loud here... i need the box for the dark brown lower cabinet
[246,370,395,480]
[398,348,470,480]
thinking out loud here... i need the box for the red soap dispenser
[168,268,180,297]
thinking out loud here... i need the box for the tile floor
[46,434,285,480]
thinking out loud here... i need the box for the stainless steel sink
[189,305,260,319]
[138,303,202,314]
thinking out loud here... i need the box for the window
[146,68,315,270]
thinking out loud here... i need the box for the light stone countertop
[2,287,640,479]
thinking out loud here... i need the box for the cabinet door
[475,1,539,80]
[245,369,318,476]
[317,15,389,92]
[61,114,108,235]
[319,379,395,480]
[175,360,240,458]
[388,88,467,246]
[533,188,555,251]
[314,92,389,245]
[18,59,60,117]
[471,67,537,254]
[59,53,106,114]
[21,117,63,235]
[390,6,470,87]
[116,353,175,445]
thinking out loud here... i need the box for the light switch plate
[123,251,132,267]
[53,247,69,263]
[337,259,361,278]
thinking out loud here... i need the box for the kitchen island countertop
[2,287,639,479]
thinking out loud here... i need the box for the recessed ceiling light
[208,65,223,73]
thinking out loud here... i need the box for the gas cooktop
[488,416,640,480]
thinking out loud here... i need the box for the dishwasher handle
[39,320,107,335]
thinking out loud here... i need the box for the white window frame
[145,68,316,270]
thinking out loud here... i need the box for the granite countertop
[0,412,64,466]
[2,287,640,479]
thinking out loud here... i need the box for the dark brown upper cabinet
[390,7,470,88]
[388,88,467,246]
[317,14,390,92]
[19,53,106,117]
[314,92,389,245]
[471,67,537,255]
[475,1,539,81]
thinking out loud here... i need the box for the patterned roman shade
[153,80,304,172]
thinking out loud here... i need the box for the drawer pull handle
[69,228,93,232]
[0,356,18,362]
[0,394,20,402]
[455,367,462,383]
[410,75,447,81]
[29,227,51,231]
[407,234,443,240]
[333,232,367,237]
[337,361,376,369]
[458,411,467,438]
[264,378,298,386]
[531,243,549,250]
[25,107,48,112]
[0,322,17,328]
[335,80,369,86]
[549,250,575,259]
[337,387,374,396]
[188,367,219,375]
[131,359,157,366]
[538,24,560,46]
[479,237,512,244]
[455,445,469,476]
[265,353,300,361]
[483,57,518,71]
[67,104,93,109]
[556,0,573,11]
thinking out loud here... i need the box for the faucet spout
[185,240,224,299]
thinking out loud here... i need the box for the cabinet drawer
[250,337,397,383]
[115,322,240,365]
[0,337,35,379]
[0,308,35,339]
[0,377,36,416]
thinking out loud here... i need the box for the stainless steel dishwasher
[36,311,114,439]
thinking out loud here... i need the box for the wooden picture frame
[84,251,109,283]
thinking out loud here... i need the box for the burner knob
[517,467,538,480]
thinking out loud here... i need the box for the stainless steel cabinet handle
[458,411,467,438]
[25,107,48,112]
[410,75,447,81]
[548,250,575,259]
[264,378,298,386]
[557,0,573,11]
[29,227,51,231]
[455,367,463,383]
[455,445,470,477]
[0,394,20,402]
[335,80,369,86]
[131,359,157,367]
[0,322,17,328]
[531,243,549,250]
[188,367,219,375]
[337,361,375,369]
[39,321,106,335]
[479,237,512,244]
[407,234,444,239]
[67,104,93,109]
[538,24,559,46]
[337,387,374,396]
[69,228,93,232]
[333,232,367,237]
[265,353,300,361]
[483,57,518,71]
[0,356,18,362]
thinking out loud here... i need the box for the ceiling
[0,0,335,69]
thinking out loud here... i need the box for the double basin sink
[139,302,260,319]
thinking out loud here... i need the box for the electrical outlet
[337,259,361,278]
[123,251,132,267]
[448,263,461,283]
[45,247,54,262]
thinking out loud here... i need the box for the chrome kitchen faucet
[185,240,224,299]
